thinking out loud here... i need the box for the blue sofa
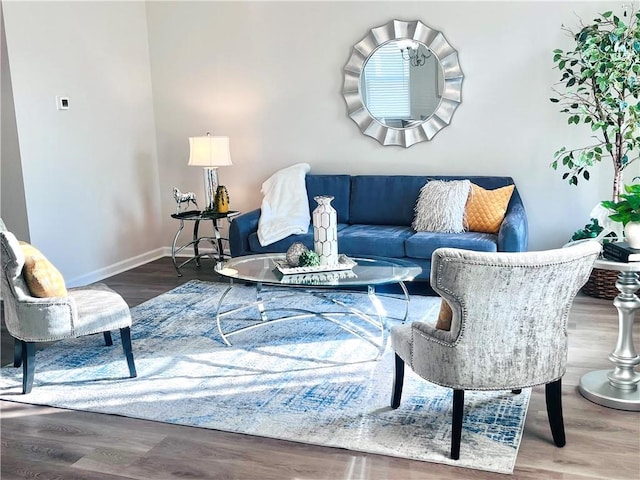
[229,175,528,282]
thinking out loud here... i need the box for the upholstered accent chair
[390,241,601,460]
[0,230,137,394]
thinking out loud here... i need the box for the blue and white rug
[0,280,530,474]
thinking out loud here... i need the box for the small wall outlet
[56,96,69,110]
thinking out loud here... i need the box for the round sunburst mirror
[342,19,464,148]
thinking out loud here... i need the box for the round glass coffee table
[214,254,421,355]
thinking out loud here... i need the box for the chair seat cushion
[19,242,68,298]
[69,283,131,336]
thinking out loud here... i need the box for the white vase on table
[624,222,640,249]
[312,195,338,266]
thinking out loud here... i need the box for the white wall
[1,5,30,241]
[3,1,638,284]
[2,1,162,285]
[147,0,638,251]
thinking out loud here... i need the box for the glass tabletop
[216,254,421,288]
[171,210,239,220]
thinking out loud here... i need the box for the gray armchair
[390,241,601,460]
[0,230,136,394]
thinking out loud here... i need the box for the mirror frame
[342,19,464,148]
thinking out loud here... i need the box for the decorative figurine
[214,185,230,213]
[173,187,198,214]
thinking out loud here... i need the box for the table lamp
[188,133,232,212]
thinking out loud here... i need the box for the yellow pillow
[435,299,452,331]
[465,184,515,234]
[19,242,68,298]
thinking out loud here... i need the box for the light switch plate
[56,96,69,110]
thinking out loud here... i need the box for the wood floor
[1,257,639,479]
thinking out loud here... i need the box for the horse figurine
[173,187,198,214]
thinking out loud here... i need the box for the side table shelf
[170,210,239,277]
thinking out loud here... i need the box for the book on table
[602,241,640,262]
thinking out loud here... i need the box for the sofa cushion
[339,225,413,258]
[306,175,351,224]
[466,183,515,234]
[248,224,349,253]
[405,231,497,260]
[349,175,428,226]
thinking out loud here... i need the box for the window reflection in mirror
[360,40,444,129]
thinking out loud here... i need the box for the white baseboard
[66,248,166,288]
[66,246,230,288]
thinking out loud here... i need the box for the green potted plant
[551,7,640,299]
[602,183,640,247]
[550,8,640,200]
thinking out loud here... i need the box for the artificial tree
[550,8,640,201]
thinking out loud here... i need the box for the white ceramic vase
[312,195,338,266]
[624,222,640,249]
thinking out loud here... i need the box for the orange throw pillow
[19,242,68,298]
[435,299,452,331]
[466,184,515,234]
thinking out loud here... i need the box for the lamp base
[203,167,219,212]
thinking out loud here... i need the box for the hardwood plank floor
[2,257,639,479]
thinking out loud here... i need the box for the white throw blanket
[258,163,311,246]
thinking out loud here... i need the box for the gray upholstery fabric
[1,229,24,280]
[391,241,601,390]
[0,230,131,342]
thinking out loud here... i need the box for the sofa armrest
[229,208,261,257]
[498,193,528,252]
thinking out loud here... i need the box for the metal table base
[578,263,640,411]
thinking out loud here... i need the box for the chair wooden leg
[120,327,137,378]
[512,389,522,394]
[545,378,566,447]
[13,338,22,367]
[391,353,404,409]
[22,341,36,394]
[451,389,464,460]
[103,331,113,346]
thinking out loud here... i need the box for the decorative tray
[274,254,357,275]
[279,269,358,285]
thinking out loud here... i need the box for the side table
[170,210,239,277]
[578,258,640,411]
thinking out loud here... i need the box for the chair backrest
[428,241,601,388]
[1,230,77,342]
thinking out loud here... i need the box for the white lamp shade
[188,135,232,167]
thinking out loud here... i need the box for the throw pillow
[19,242,68,298]
[465,183,515,234]
[412,180,471,233]
[435,298,452,331]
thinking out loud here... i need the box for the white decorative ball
[286,242,309,266]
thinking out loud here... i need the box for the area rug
[0,280,530,474]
